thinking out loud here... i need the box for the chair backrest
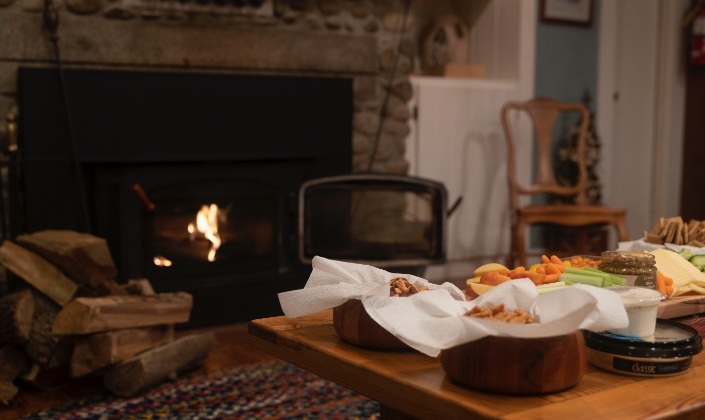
[500,97,590,211]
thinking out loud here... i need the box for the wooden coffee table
[248,310,705,419]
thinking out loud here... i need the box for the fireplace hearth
[12,67,352,327]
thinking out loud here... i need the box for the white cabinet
[408,0,536,282]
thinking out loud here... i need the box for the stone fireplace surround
[0,0,419,326]
[0,0,417,175]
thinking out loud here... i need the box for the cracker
[644,216,705,246]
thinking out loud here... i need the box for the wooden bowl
[333,299,410,351]
[440,331,586,394]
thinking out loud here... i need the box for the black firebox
[13,67,352,327]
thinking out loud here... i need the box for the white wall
[408,0,536,284]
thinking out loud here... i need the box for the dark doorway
[681,65,705,221]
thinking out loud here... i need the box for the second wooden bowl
[440,330,586,395]
[333,299,410,351]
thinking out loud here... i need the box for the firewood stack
[0,230,216,404]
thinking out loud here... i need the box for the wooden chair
[500,97,628,268]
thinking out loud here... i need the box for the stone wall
[0,0,419,174]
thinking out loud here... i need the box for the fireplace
[13,67,352,327]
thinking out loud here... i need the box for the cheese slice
[649,248,705,288]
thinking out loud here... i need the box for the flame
[153,255,173,267]
[189,204,222,262]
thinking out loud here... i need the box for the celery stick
[536,281,566,289]
[609,276,626,286]
[565,266,608,280]
[582,266,626,286]
[564,266,625,287]
[536,281,568,294]
[559,272,604,287]
[581,266,609,276]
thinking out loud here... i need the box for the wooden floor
[1,322,276,420]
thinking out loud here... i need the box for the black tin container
[583,319,702,377]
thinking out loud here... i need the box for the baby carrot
[544,273,560,284]
[512,266,526,275]
[545,264,561,275]
[656,271,666,295]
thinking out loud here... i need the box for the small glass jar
[598,251,657,289]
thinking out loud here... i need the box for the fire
[153,255,172,267]
[188,204,222,262]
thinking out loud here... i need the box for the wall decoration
[541,0,594,27]
[420,14,469,70]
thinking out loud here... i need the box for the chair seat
[515,204,629,267]
[518,204,627,227]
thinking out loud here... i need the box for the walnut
[389,277,430,297]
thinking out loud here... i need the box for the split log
[0,289,34,345]
[52,293,193,335]
[0,381,18,406]
[16,230,123,296]
[71,325,174,378]
[0,240,79,307]
[24,291,72,369]
[19,363,72,391]
[120,278,156,296]
[103,331,216,397]
[0,345,29,405]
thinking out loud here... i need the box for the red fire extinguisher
[691,2,705,65]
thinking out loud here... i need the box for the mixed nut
[389,277,430,297]
[465,304,536,324]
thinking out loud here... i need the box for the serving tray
[657,294,705,319]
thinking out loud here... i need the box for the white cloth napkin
[364,279,629,357]
[277,256,466,318]
[278,256,629,358]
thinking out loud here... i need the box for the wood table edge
[248,313,705,419]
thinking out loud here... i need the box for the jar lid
[604,286,665,306]
[584,319,703,358]
[600,250,655,262]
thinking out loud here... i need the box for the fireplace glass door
[92,161,305,293]
[299,174,447,269]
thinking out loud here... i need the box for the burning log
[0,241,79,307]
[103,331,216,397]
[52,293,193,335]
[71,325,174,378]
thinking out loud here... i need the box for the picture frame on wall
[541,0,594,27]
